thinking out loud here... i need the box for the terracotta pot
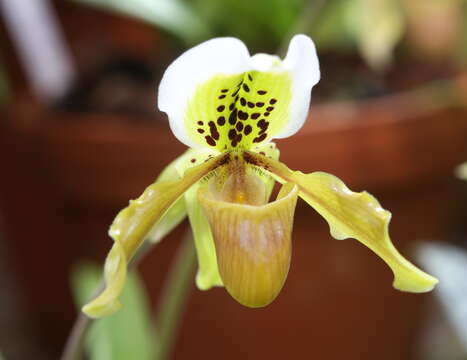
[1,92,466,359]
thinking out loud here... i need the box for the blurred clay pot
[1,90,467,359]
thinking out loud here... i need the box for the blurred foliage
[456,162,467,181]
[72,0,467,70]
[72,263,156,360]
[73,0,211,45]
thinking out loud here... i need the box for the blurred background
[0,0,467,359]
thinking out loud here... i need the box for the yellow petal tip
[82,298,122,319]
[393,273,439,293]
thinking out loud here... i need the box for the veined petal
[82,153,228,318]
[199,180,298,308]
[158,35,320,151]
[243,152,439,293]
[185,182,223,290]
[146,156,187,244]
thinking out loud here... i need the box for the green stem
[153,232,197,360]
[61,231,196,360]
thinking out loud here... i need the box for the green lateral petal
[146,156,188,244]
[243,152,439,293]
[145,148,217,244]
[82,241,127,318]
[82,154,228,318]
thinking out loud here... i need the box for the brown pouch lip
[199,180,298,308]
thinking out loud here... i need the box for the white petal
[158,37,252,148]
[274,34,320,139]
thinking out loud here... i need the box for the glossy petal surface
[244,152,439,293]
[83,154,227,318]
[199,165,298,307]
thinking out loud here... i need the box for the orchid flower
[83,35,438,318]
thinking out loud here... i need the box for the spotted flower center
[185,70,292,150]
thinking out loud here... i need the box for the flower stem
[153,232,197,360]
[61,230,196,360]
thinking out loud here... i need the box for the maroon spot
[236,122,244,131]
[240,97,246,106]
[229,108,237,125]
[197,129,205,134]
[191,158,196,163]
[253,133,267,143]
[221,89,228,93]
[247,102,255,108]
[208,121,220,140]
[248,74,253,81]
[238,111,248,120]
[205,136,216,146]
[244,125,252,135]
[229,103,235,110]
[236,133,243,143]
[217,116,226,126]
[228,129,237,139]
[242,84,250,92]
[259,151,266,155]
[257,90,267,95]
[231,140,238,147]
[266,106,274,112]
[258,119,269,135]
[251,113,260,119]
[218,95,226,99]
[197,121,203,125]
[258,119,268,129]
[232,88,240,97]
[217,105,225,112]
[264,112,270,117]
[270,98,277,104]
[256,102,264,107]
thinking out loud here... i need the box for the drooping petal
[243,151,439,293]
[82,241,127,317]
[83,153,228,318]
[199,164,299,307]
[147,147,220,243]
[146,157,187,244]
[158,35,320,151]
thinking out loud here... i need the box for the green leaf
[72,0,211,45]
[72,263,156,360]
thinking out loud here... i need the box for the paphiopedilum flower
[83,35,438,318]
